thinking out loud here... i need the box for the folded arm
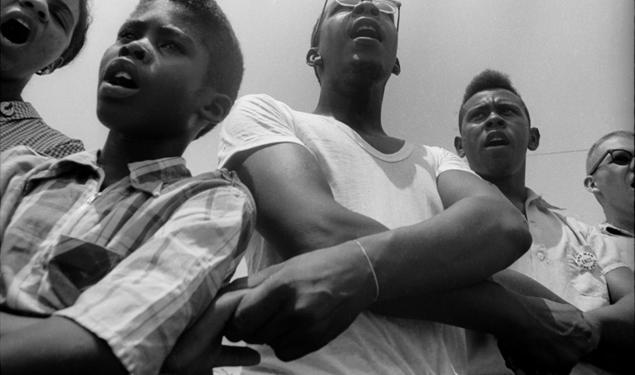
[230,143,530,296]
[0,316,126,375]
[584,266,634,372]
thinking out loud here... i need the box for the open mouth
[1,18,31,45]
[350,18,382,41]
[103,59,140,90]
[484,132,510,147]
[105,71,138,89]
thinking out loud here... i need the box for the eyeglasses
[320,0,402,30]
[588,149,633,175]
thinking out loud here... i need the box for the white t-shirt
[218,94,475,375]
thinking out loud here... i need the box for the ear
[584,175,599,193]
[36,57,64,76]
[454,136,466,157]
[306,48,322,67]
[528,127,540,151]
[194,90,232,139]
[392,57,401,76]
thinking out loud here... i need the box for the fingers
[166,290,246,366]
[224,276,289,342]
[213,345,260,368]
[221,263,285,293]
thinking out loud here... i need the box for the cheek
[35,29,71,66]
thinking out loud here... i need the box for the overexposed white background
[25,0,634,224]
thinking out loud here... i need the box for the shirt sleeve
[55,185,255,375]
[586,225,629,275]
[427,146,477,177]
[0,146,48,237]
[217,94,306,169]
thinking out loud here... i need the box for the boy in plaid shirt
[0,1,257,374]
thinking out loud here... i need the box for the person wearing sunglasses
[585,131,634,271]
[454,70,634,375]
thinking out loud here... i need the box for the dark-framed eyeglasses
[588,149,633,175]
[319,0,402,31]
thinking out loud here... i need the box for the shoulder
[176,169,256,214]
[1,146,52,175]
[418,144,474,176]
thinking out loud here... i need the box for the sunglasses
[588,149,633,175]
[320,0,402,30]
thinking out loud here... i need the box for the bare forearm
[0,311,44,336]
[0,316,126,375]
[371,279,534,338]
[584,292,634,372]
[363,196,530,299]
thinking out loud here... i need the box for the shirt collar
[128,156,191,196]
[600,222,634,237]
[25,151,190,196]
[0,101,40,120]
[525,187,563,211]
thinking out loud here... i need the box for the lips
[99,58,141,99]
[484,131,510,148]
[349,18,382,41]
[0,11,35,46]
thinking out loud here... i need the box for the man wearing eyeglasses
[454,70,634,374]
[585,131,634,270]
[191,1,599,374]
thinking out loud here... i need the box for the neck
[604,206,634,233]
[99,130,189,189]
[484,169,528,214]
[314,76,387,135]
[0,76,29,101]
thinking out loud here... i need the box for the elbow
[495,205,532,267]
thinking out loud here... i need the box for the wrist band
[354,240,380,301]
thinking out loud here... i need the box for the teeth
[115,72,132,80]
[15,18,30,30]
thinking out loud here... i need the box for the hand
[224,241,378,361]
[161,290,260,375]
[498,297,599,374]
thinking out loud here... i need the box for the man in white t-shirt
[584,131,634,270]
[454,70,634,374]
[196,1,598,374]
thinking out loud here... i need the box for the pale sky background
[24,0,634,225]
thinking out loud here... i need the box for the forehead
[463,89,524,110]
[597,135,634,154]
[131,0,205,35]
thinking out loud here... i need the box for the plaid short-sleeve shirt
[0,146,255,375]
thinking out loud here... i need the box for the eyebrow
[49,0,75,31]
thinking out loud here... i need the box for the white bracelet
[354,240,380,301]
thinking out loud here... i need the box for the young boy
[0,0,89,157]
[0,1,255,374]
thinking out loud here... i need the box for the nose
[484,112,505,129]
[119,40,153,64]
[19,0,49,23]
[352,0,380,16]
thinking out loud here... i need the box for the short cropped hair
[137,0,244,103]
[57,0,90,68]
[586,130,634,173]
[459,69,531,130]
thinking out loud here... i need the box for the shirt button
[536,251,546,261]
[0,102,15,117]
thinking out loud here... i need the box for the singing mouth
[350,18,382,41]
[1,17,31,45]
[484,132,510,147]
[102,59,139,89]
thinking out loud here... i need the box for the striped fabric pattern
[0,147,255,375]
[0,101,85,158]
